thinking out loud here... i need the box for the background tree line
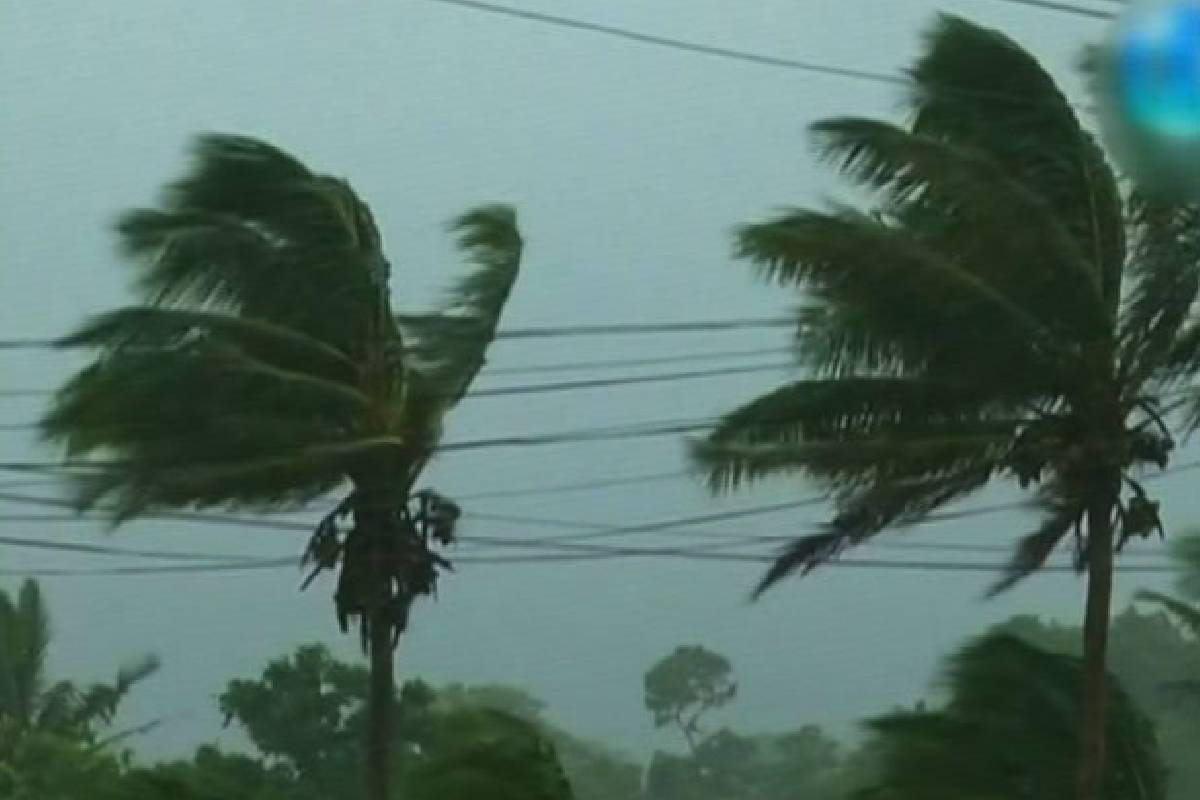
[4,531,1198,798]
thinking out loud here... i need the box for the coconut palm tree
[39,134,525,800]
[0,579,160,746]
[692,15,1200,800]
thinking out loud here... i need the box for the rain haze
[0,0,1193,780]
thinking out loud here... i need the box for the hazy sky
[1,0,1189,763]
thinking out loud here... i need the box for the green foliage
[217,645,368,795]
[1001,605,1200,799]
[403,707,573,800]
[857,632,1167,799]
[211,644,641,800]
[1136,532,1200,638]
[40,133,525,651]
[694,13,1198,597]
[0,731,129,800]
[644,646,737,751]
[127,747,299,800]
[0,579,159,744]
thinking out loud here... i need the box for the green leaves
[400,205,523,414]
[698,14,1200,601]
[643,646,737,744]
[857,633,1167,799]
[908,15,1125,311]
[735,207,1072,387]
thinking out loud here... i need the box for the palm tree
[0,579,160,746]
[691,15,1200,800]
[39,134,525,800]
[857,632,1167,799]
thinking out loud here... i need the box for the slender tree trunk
[1077,492,1115,800]
[357,483,398,800]
[366,607,395,800]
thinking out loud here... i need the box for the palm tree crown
[40,134,522,640]
[693,15,1200,800]
[39,133,525,800]
[695,15,1198,594]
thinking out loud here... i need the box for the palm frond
[13,582,50,727]
[400,205,523,417]
[907,14,1125,311]
[693,429,1010,494]
[989,505,1080,595]
[119,134,390,354]
[706,377,1019,448]
[1167,533,1200,602]
[0,581,50,727]
[1119,197,1200,386]
[72,654,161,730]
[751,467,993,596]
[1134,590,1200,637]
[812,117,1107,340]
[735,207,1075,384]
[71,436,405,521]
[59,306,358,379]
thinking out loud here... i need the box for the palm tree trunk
[1077,493,1115,800]
[366,607,394,800]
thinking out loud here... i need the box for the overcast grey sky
[1,0,1189,762]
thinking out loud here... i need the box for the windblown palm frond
[400,205,523,407]
[857,633,1166,800]
[695,14,1195,604]
[1135,532,1200,636]
[69,655,162,732]
[907,15,1126,312]
[0,581,50,728]
[0,581,158,744]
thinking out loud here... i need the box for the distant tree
[644,646,737,754]
[693,14,1200,800]
[217,645,367,797]
[0,579,159,747]
[429,682,642,800]
[216,644,631,800]
[857,632,1167,799]
[40,134,526,800]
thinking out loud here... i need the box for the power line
[0,361,793,424]
[0,347,799,398]
[0,533,278,563]
[0,491,313,533]
[454,468,690,500]
[0,316,797,352]
[0,550,1175,578]
[419,0,907,86]
[484,346,795,376]
[468,361,793,398]
[465,497,829,544]
[415,0,1113,91]
[0,415,717,460]
[975,0,1116,19]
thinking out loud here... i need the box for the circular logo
[1095,1,1200,197]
